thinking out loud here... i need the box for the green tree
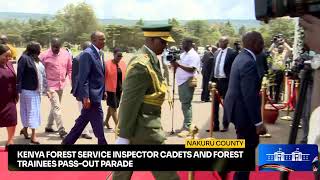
[168,18,180,27]
[238,25,247,36]
[21,18,60,47]
[258,18,295,47]
[135,18,144,26]
[55,2,98,44]
[218,21,236,37]
[185,20,212,46]
[0,19,25,46]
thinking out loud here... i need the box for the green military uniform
[112,25,179,180]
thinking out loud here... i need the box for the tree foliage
[259,18,295,47]
[55,2,99,43]
[0,3,296,51]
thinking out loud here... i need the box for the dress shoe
[220,128,228,132]
[104,121,112,129]
[4,144,9,151]
[45,128,57,133]
[30,140,40,144]
[20,129,30,139]
[59,130,68,139]
[177,130,191,138]
[206,128,220,132]
[81,134,93,139]
[259,133,272,138]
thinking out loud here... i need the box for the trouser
[214,78,229,130]
[112,140,179,180]
[201,74,210,101]
[77,101,91,136]
[62,102,107,145]
[46,90,65,132]
[270,70,284,103]
[178,81,195,130]
[234,126,259,180]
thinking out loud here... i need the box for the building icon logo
[266,148,310,162]
[259,144,318,171]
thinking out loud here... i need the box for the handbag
[188,76,197,88]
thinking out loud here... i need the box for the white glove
[115,137,130,144]
[308,106,320,152]
[311,54,320,70]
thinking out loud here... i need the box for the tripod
[170,68,176,135]
[281,63,314,180]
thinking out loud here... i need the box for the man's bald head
[51,38,62,55]
[219,36,229,49]
[0,35,8,44]
[91,31,105,50]
[242,31,264,55]
[81,41,91,51]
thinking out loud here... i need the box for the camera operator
[291,44,314,144]
[300,15,320,110]
[300,15,320,147]
[269,37,293,103]
[300,15,320,54]
[171,38,200,137]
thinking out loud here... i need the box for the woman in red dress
[0,44,18,149]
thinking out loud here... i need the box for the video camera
[255,0,320,22]
[165,48,181,62]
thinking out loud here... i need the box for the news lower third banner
[258,144,319,172]
[8,142,254,171]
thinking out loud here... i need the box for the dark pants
[62,102,107,145]
[301,81,313,143]
[214,78,229,130]
[270,70,284,103]
[234,126,259,180]
[112,140,179,180]
[201,73,210,101]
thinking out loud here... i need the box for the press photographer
[268,36,292,103]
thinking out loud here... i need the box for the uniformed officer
[112,24,179,180]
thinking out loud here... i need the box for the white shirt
[92,44,104,65]
[214,48,229,78]
[243,48,256,61]
[176,48,201,86]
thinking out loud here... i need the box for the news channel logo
[258,144,318,172]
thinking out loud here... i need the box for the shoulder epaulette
[129,53,150,67]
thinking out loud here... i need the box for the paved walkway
[0,64,303,146]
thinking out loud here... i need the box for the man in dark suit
[224,31,267,180]
[201,46,218,102]
[209,37,238,132]
[70,41,93,140]
[62,31,107,145]
[256,50,269,80]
